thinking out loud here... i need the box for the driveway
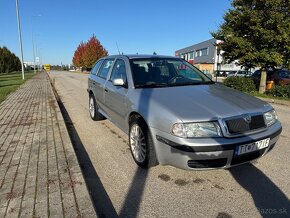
[50,70,290,218]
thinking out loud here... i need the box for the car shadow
[119,167,149,218]
[56,96,118,218]
[118,86,153,217]
[229,164,290,217]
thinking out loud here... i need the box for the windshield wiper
[135,83,168,88]
[168,81,213,87]
[135,81,214,88]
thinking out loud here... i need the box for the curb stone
[46,72,97,217]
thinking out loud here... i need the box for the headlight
[172,122,222,138]
[264,109,277,127]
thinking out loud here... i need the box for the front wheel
[129,117,158,168]
[89,94,104,121]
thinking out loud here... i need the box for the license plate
[235,138,270,156]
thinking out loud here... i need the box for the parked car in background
[227,71,237,77]
[215,70,235,77]
[272,69,290,85]
[251,69,274,87]
[236,70,253,77]
[227,70,252,77]
[251,69,290,86]
[88,55,282,170]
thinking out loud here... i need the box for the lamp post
[16,0,25,80]
[32,35,36,73]
[216,48,221,82]
[31,14,41,73]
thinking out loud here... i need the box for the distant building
[24,61,41,71]
[23,61,34,68]
[175,38,243,75]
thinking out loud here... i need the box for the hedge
[266,85,290,98]
[223,77,256,93]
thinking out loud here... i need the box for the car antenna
[116,42,121,55]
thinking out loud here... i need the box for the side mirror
[112,78,125,86]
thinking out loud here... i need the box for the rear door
[93,58,115,114]
[89,59,104,97]
[104,58,129,131]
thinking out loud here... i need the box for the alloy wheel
[89,97,95,118]
[130,124,146,162]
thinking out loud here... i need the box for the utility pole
[32,35,36,73]
[216,48,221,82]
[31,14,41,73]
[16,0,25,80]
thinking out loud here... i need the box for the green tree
[212,0,290,93]
[0,46,21,74]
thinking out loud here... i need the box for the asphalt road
[50,71,290,218]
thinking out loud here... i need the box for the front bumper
[150,121,282,170]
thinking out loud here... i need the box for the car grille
[225,114,266,134]
[188,158,227,168]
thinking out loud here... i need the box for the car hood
[132,84,271,123]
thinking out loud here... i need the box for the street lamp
[216,47,221,82]
[31,14,41,73]
[16,0,25,80]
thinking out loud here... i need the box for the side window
[91,60,104,75]
[110,59,127,83]
[98,59,114,79]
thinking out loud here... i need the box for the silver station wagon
[87,55,282,170]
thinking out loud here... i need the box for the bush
[266,85,290,98]
[223,77,256,93]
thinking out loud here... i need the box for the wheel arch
[128,111,147,126]
[128,111,159,167]
[89,90,94,97]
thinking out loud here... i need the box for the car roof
[103,54,181,60]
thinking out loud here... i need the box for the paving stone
[0,72,96,217]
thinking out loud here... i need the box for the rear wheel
[129,117,158,168]
[89,94,104,121]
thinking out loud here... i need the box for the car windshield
[130,58,213,88]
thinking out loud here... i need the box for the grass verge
[0,71,35,103]
[250,92,290,102]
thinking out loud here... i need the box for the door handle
[104,88,108,92]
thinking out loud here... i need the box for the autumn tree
[72,35,108,69]
[72,42,86,68]
[212,0,290,93]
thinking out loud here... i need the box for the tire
[89,94,105,121]
[129,117,158,168]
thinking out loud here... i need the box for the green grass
[249,91,290,101]
[0,71,35,103]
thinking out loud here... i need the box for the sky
[0,0,232,65]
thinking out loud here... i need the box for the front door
[104,59,129,131]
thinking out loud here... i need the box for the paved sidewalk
[0,72,96,217]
